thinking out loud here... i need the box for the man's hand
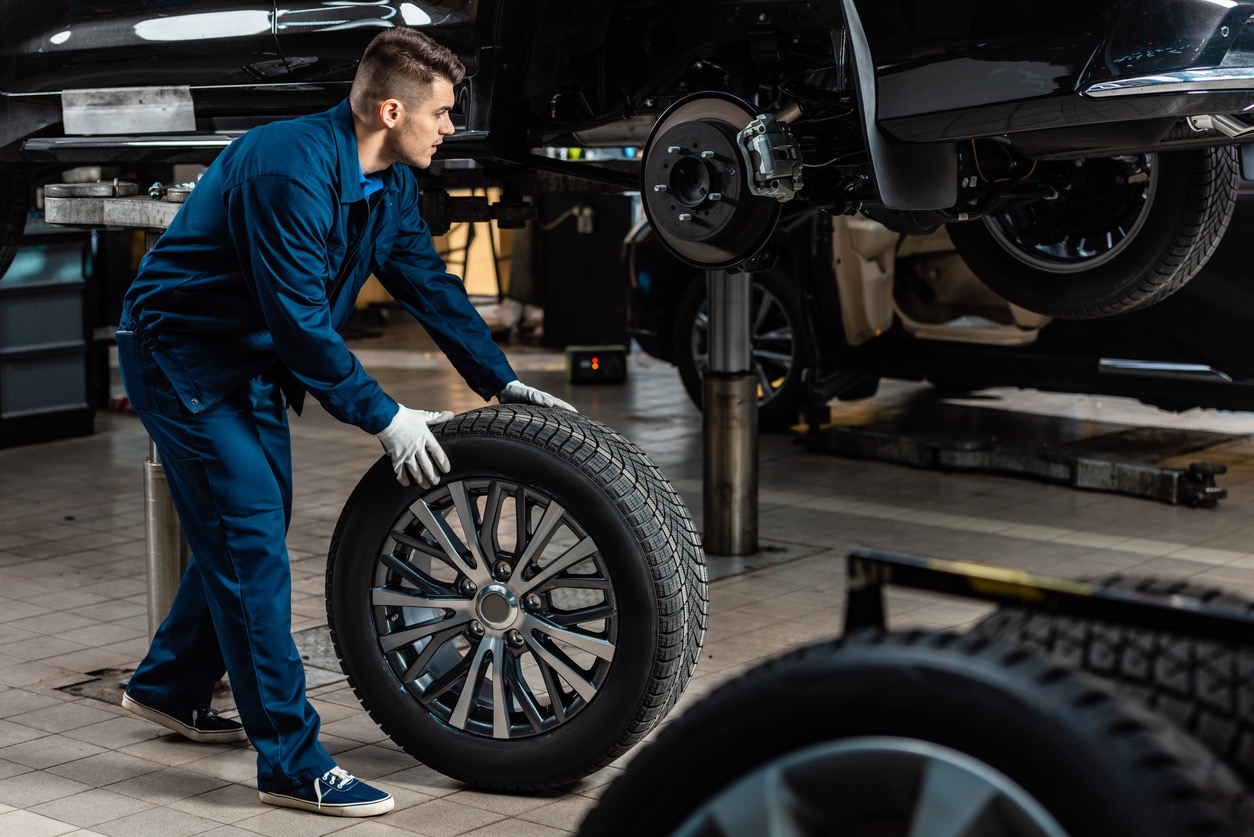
[497,380,577,413]
[376,406,454,487]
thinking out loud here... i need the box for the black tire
[579,631,1254,837]
[325,405,706,790]
[673,268,807,431]
[947,147,1238,319]
[972,575,1254,789]
[0,169,31,281]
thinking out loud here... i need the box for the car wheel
[0,169,31,280]
[971,574,1254,789]
[325,406,706,790]
[946,147,1238,319]
[673,269,806,431]
[578,631,1254,837]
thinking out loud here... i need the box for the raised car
[4,0,1254,317]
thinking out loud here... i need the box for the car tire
[673,268,807,431]
[0,169,31,281]
[971,574,1254,789]
[947,147,1239,319]
[325,405,706,790]
[577,631,1254,837]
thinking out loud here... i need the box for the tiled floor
[4,318,1254,836]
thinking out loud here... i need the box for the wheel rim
[984,154,1158,274]
[674,737,1069,837]
[370,478,618,740]
[691,282,795,406]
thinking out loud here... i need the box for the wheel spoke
[420,653,472,703]
[448,481,488,569]
[478,480,504,560]
[491,641,509,739]
[507,656,546,733]
[753,293,772,332]
[754,363,775,398]
[753,349,792,365]
[525,636,598,702]
[380,613,471,653]
[517,536,599,595]
[398,625,465,683]
[907,758,1000,837]
[449,637,498,730]
[411,498,490,585]
[544,602,615,626]
[522,613,614,661]
[371,587,471,611]
[700,766,787,837]
[379,551,443,594]
[536,575,610,592]
[513,500,567,580]
[538,657,568,723]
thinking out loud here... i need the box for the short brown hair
[350,28,464,112]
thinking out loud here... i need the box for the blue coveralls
[116,100,516,793]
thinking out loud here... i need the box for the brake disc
[641,93,780,269]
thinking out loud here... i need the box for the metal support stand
[143,441,189,638]
[703,268,759,556]
[45,187,190,637]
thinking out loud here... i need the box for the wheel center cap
[477,585,518,630]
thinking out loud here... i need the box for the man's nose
[440,114,455,135]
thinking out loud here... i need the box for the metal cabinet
[0,221,93,447]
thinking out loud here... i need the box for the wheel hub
[475,584,519,630]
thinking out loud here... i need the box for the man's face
[386,78,456,169]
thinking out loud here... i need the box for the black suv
[5,0,1254,320]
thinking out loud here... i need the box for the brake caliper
[737,115,804,202]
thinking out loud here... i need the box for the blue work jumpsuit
[116,99,516,793]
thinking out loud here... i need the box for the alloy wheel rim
[674,737,1069,837]
[692,283,795,405]
[984,153,1158,274]
[370,478,618,739]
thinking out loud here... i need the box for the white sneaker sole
[258,789,395,817]
[121,693,248,743]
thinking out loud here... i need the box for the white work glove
[376,406,454,487]
[497,380,577,413]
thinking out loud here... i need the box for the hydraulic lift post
[703,267,759,556]
[44,185,189,639]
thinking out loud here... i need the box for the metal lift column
[44,185,189,638]
[703,267,758,555]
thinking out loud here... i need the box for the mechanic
[113,28,574,818]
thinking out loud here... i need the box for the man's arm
[373,200,517,400]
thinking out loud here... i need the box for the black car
[628,193,1254,430]
[4,0,1254,319]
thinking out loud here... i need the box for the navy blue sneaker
[122,692,247,743]
[259,766,395,817]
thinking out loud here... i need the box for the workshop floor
[4,320,1254,836]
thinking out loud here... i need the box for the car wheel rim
[371,478,618,739]
[674,737,1069,837]
[984,154,1158,274]
[692,283,794,405]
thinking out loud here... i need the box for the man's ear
[378,98,403,128]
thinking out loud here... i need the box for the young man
[115,28,573,817]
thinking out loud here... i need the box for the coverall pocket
[115,330,156,412]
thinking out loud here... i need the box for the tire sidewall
[328,437,662,786]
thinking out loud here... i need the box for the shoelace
[190,708,221,726]
[314,766,355,809]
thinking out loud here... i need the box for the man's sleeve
[225,174,398,432]
[374,191,516,400]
